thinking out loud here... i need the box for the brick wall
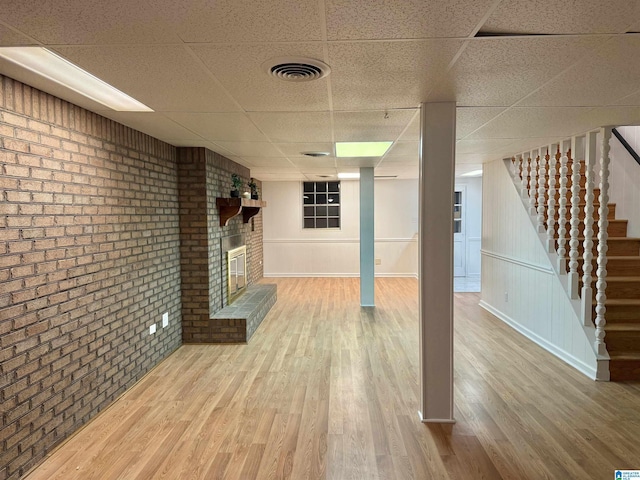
[0,76,182,480]
[178,147,264,343]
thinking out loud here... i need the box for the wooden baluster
[520,154,527,195]
[581,131,597,326]
[595,127,612,355]
[568,143,581,298]
[529,153,537,214]
[557,146,569,272]
[536,152,547,233]
[546,146,557,252]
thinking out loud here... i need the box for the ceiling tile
[0,0,184,44]
[54,45,240,112]
[336,157,379,168]
[328,40,463,111]
[0,24,36,45]
[166,113,268,142]
[325,0,496,40]
[214,142,285,157]
[239,157,294,168]
[520,36,640,107]
[466,107,596,140]
[455,138,515,155]
[179,0,322,43]
[289,157,337,169]
[99,112,204,143]
[191,43,330,112]
[482,0,638,35]
[378,156,417,166]
[585,106,640,128]
[429,36,605,106]
[333,110,416,142]
[456,107,507,138]
[274,143,334,157]
[249,112,333,143]
[386,141,419,157]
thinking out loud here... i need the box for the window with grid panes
[302,181,341,229]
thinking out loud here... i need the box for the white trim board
[481,249,554,275]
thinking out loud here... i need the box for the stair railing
[507,127,612,361]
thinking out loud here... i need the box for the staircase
[512,129,640,381]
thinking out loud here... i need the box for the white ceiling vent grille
[263,57,331,82]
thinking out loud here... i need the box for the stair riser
[597,281,640,300]
[543,205,616,221]
[576,241,640,257]
[552,221,628,238]
[604,331,640,353]
[598,305,640,323]
[610,360,640,381]
[580,259,640,277]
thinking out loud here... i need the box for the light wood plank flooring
[24,278,640,479]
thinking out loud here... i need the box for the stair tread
[609,353,640,360]
[592,298,640,306]
[603,276,640,281]
[606,323,640,331]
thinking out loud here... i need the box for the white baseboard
[479,300,597,380]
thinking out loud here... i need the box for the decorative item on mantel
[248,179,259,200]
[230,173,243,198]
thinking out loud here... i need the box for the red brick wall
[0,76,182,480]
[178,148,264,343]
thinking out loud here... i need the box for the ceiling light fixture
[335,142,393,157]
[338,172,360,179]
[0,47,153,112]
[460,169,483,177]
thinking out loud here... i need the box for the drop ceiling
[0,0,639,179]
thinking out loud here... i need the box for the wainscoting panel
[481,159,598,378]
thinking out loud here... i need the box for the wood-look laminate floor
[24,278,640,480]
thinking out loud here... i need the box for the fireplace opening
[227,245,247,304]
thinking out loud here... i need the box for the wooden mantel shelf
[216,197,267,226]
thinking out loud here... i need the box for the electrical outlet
[162,312,169,328]
[375,258,382,265]
[149,324,156,335]
[504,292,509,302]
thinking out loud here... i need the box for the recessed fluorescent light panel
[0,47,152,112]
[460,169,483,177]
[335,141,392,157]
[338,172,360,179]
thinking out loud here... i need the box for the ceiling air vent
[263,57,331,82]
[301,151,330,157]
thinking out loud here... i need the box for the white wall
[608,126,640,237]
[455,176,482,277]
[262,179,419,276]
[480,159,599,378]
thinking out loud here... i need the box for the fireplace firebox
[227,245,247,304]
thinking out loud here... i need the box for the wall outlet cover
[162,312,169,328]
[149,324,156,334]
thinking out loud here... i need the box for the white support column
[360,167,375,307]
[581,131,597,326]
[419,102,455,424]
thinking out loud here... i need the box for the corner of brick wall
[0,75,182,480]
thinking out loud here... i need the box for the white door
[453,186,466,277]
